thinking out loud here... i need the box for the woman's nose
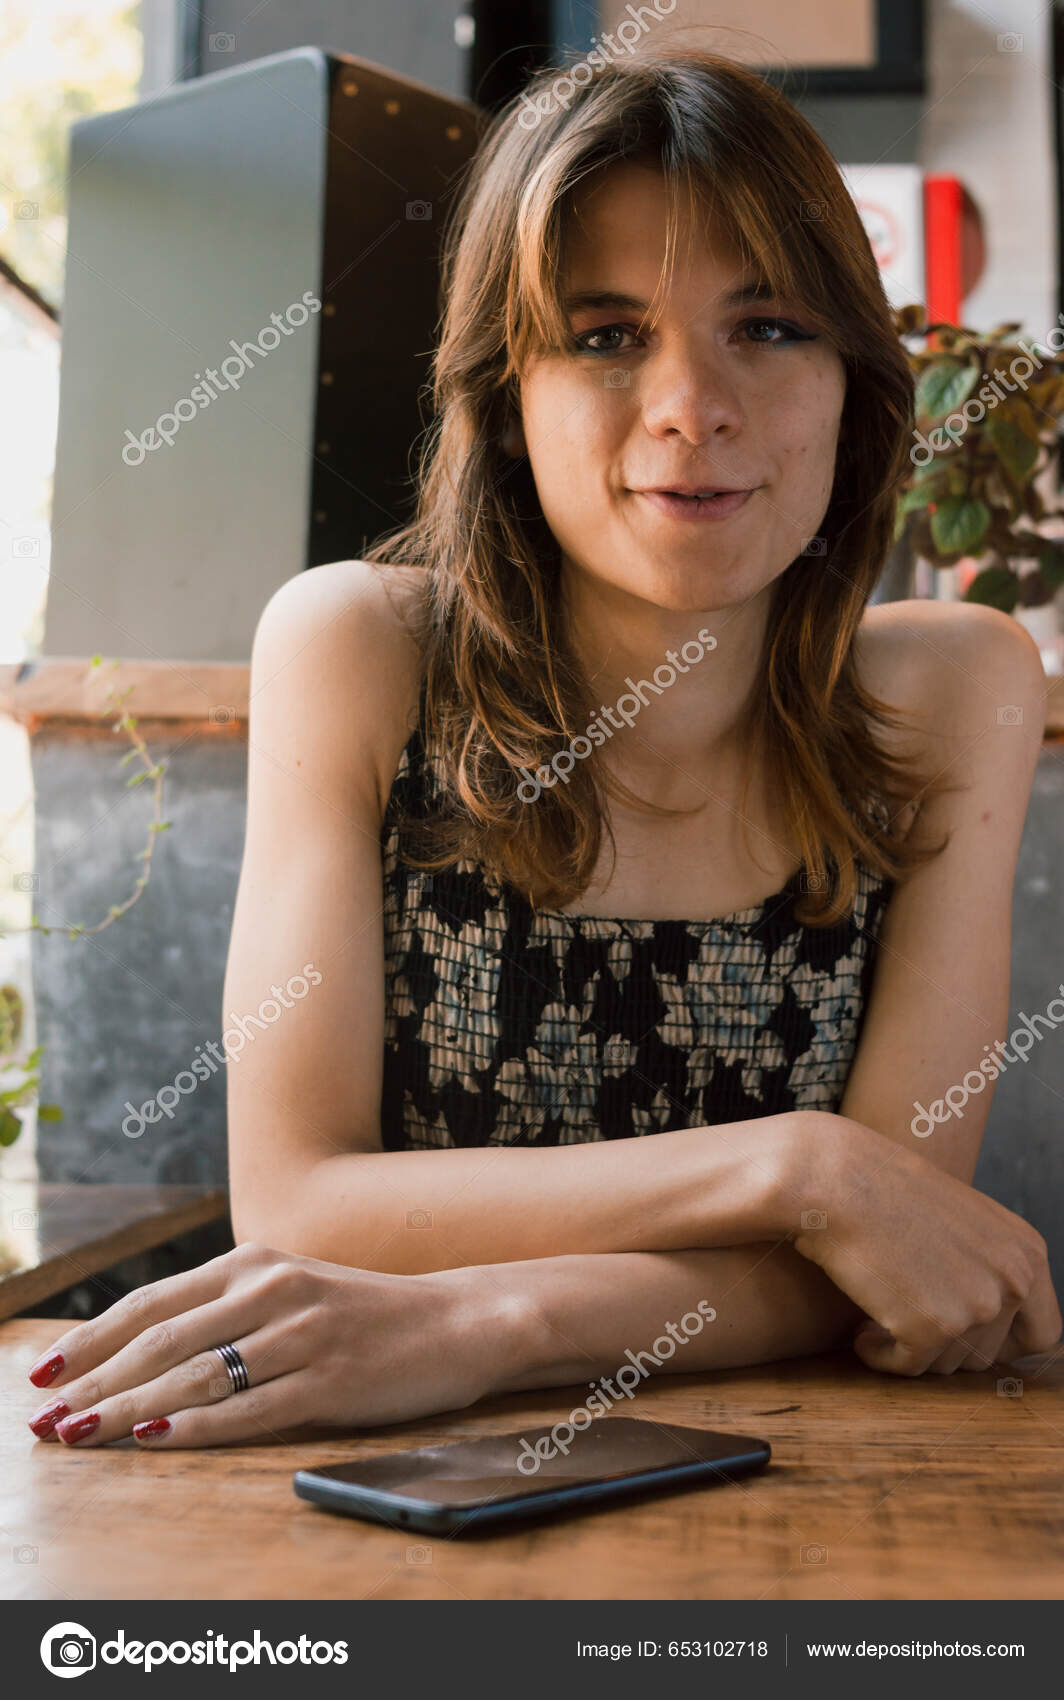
[638,341,745,444]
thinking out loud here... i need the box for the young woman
[28,50,1060,1449]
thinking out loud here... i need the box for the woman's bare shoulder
[857,596,1043,732]
[855,598,1046,836]
[254,556,425,636]
[853,598,1047,863]
[250,559,427,815]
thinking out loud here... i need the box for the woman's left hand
[25,1242,498,1449]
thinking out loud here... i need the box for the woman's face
[509,161,847,618]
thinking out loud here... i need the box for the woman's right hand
[790,1115,1062,1376]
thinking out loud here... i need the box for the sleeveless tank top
[378,689,895,1149]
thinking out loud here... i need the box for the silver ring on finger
[212,1341,251,1396]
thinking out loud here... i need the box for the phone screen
[300,1416,769,1510]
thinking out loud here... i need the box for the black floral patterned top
[378,691,895,1149]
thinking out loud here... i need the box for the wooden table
[4,1318,1062,1600]
[0,1183,229,1318]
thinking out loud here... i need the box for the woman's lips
[635,488,756,522]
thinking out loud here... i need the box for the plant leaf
[965,564,1020,611]
[0,1108,22,1146]
[37,1103,63,1122]
[1004,398,1047,442]
[897,480,944,518]
[986,416,1040,482]
[915,359,980,420]
[0,984,23,1045]
[930,496,990,557]
[1039,543,1064,591]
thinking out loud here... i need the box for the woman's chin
[622,563,781,617]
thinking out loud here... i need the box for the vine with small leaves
[0,656,174,1149]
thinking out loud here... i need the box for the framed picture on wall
[590,0,926,94]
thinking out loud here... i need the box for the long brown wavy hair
[363,46,955,926]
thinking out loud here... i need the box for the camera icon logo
[997,705,1023,726]
[405,1544,432,1563]
[406,200,432,220]
[801,536,827,556]
[405,1209,433,1229]
[800,1209,828,1231]
[997,1377,1023,1398]
[208,704,234,725]
[603,368,630,388]
[208,32,235,51]
[40,1622,96,1677]
[12,537,40,557]
[14,1543,38,1563]
[801,1543,828,1563]
[801,201,828,221]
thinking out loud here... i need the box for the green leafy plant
[0,657,173,1149]
[893,303,1064,611]
[0,980,59,1148]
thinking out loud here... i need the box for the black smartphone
[292,1415,771,1534]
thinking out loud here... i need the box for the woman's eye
[571,317,818,355]
[573,323,639,355]
[740,317,817,345]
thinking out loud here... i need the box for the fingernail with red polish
[133,1417,171,1440]
[28,1398,70,1438]
[55,1412,100,1445]
[28,1351,65,1388]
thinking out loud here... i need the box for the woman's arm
[277,1114,823,1273]
[24,1236,854,1450]
[476,1240,865,1393]
[842,599,1049,1183]
[469,1110,1061,1397]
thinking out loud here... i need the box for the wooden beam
[0,659,249,729]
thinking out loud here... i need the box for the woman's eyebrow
[563,278,781,314]
[563,289,651,314]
